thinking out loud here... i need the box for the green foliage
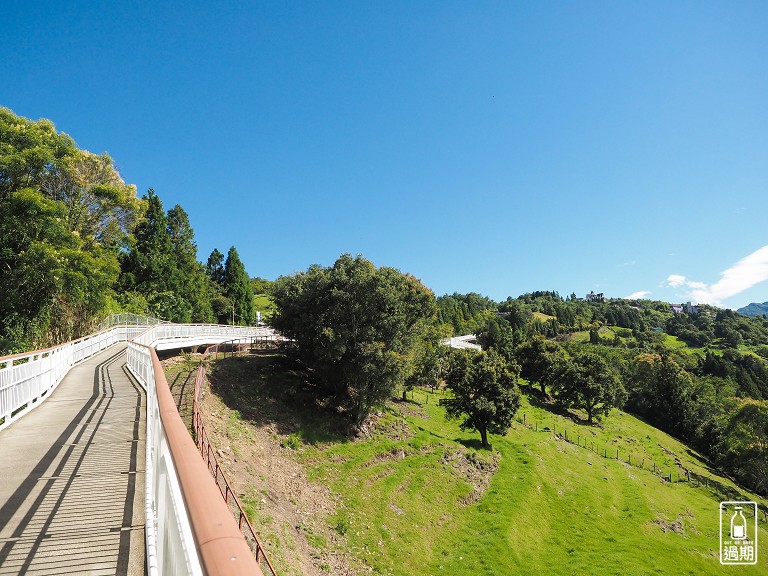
[443,349,521,447]
[271,254,437,426]
[119,191,216,323]
[551,350,625,423]
[436,292,496,335]
[627,353,696,437]
[514,336,566,395]
[0,108,142,351]
[223,246,254,325]
[206,248,226,287]
[716,399,768,495]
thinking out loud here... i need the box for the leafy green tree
[515,336,566,395]
[0,107,77,199]
[120,189,176,294]
[476,316,515,362]
[0,108,142,351]
[716,399,768,496]
[402,325,449,400]
[271,254,437,426]
[206,248,226,287]
[223,246,254,325]
[552,350,624,424]
[0,189,118,350]
[443,349,521,448]
[167,205,214,322]
[120,191,215,323]
[627,353,695,436]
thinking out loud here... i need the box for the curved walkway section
[0,344,146,575]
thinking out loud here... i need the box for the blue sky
[3,1,768,308]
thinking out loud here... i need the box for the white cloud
[666,274,687,288]
[625,291,651,299]
[666,245,768,306]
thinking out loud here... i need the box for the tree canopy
[443,349,521,448]
[271,254,437,426]
[0,108,141,351]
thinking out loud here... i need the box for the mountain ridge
[738,301,768,317]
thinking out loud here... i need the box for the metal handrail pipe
[146,345,264,576]
[0,324,149,432]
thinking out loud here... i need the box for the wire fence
[404,387,768,525]
[513,411,768,524]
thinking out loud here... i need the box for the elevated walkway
[0,345,145,575]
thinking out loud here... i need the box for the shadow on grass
[206,351,349,445]
[522,385,598,427]
[456,437,493,451]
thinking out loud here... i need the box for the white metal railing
[97,313,170,332]
[0,324,146,432]
[126,323,279,576]
[1,319,280,574]
[126,342,201,576]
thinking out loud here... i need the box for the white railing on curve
[0,324,148,432]
[96,312,170,332]
[125,323,280,576]
[126,342,201,576]
[0,317,280,575]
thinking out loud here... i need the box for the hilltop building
[586,291,605,303]
[670,302,699,315]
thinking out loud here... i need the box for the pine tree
[223,246,253,325]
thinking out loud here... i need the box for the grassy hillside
[205,354,768,576]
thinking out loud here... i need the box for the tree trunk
[402,388,408,401]
[480,426,489,448]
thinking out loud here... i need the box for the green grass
[210,354,768,575]
[293,389,767,575]
[533,312,556,322]
[569,326,617,343]
[253,293,277,320]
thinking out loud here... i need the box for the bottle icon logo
[730,506,747,540]
[720,501,758,565]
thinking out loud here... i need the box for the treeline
[116,188,255,325]
[450,292,768,494]
[0,107,257,354]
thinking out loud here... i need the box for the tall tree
[223,246,253,325]
[271,254,437,426]
[167,205,214,323]
[119,190,195,322]
[0,108,140,351]
[443,349,521,448]
[515,336,566,395]
[120,189,175,293]
[553,350,625,424]
[206,248,226,286]
[716,399,768,496]
[627,353,695,436]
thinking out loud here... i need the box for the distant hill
[738,301,768,317]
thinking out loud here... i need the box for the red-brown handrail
[193,340,278,576]
[147,345,266,576]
